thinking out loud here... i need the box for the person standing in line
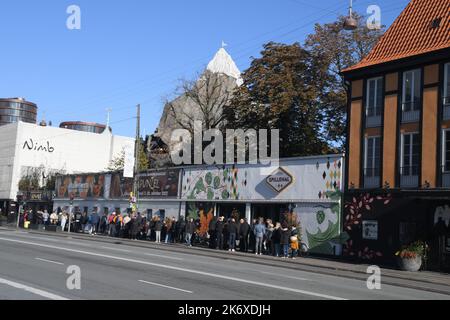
[164,218,172,244]
[43,210,49,226]
[60,211,68,232]
[290,225,299,259]
[185,217,195,247]
[227,218,238,252]
[80,212,88,233]
[272,222,282,257]
[253,218,266,255]
[280,222,290,259]
[108,212,116,236]
[208,216,217,249]
[89,210,100,235]
[215,216,225,250]
[265,219,274,255]
[154,216,163,243]
[238,218,250,253]
[249,218,257,253]
[99,213,107,234]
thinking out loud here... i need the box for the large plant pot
[398,256,422,272]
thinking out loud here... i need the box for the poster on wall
[55,174,106,199]
[109,173,133,199]
[138,170,180,198]
[362,221,378,240]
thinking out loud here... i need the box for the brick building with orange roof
[342,0,450,271]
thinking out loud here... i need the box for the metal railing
[441,166,450,188]
[364,167,381,189]
[366,115,382,128]
[401,101,421,123]
[443,97,450,120]
[400,166,419,188]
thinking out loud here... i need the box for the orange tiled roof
[344,0,450,72]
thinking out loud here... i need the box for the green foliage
[226,14,383,156]
[107,140,149,172]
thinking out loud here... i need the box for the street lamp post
[68,194,74,234]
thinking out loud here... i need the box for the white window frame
[364,136,381,177]
[402,69,421,112]
[400,132,419,176]
[443,129,450,173]
[366,77,383,117]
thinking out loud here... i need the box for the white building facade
[0,121,135,210]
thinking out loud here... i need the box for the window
[366,77,383,127]
[402,69,421,111]
[402,69,421,122]
[364,137,381,176]
[400,133,420,187]
[443,130,450,172]
[444,63,450,120]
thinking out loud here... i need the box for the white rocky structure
[154,48,242,151]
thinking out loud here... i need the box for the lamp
[343,0,358,30]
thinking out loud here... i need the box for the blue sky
[0,0,410,137]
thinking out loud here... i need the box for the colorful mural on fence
[56,174,106,199]
[186,202,215,236]
[182,157,343,201]
[294,191,343,255]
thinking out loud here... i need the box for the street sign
[266,167,294,193]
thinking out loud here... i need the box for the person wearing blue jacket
[253,218,266,255]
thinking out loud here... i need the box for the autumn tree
[225,42,330,158]
[305,14,384,148]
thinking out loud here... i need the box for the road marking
[259,271,311,281]
[5,232,184,261]
[141,253,183,261]
[0,237,347,300]
[35,258,64,266]
[0,277,69,300]
[100,246,131,253]
[139,280,192,294]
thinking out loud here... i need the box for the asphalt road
[0,230,449,300]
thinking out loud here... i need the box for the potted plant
[395,241,428,272]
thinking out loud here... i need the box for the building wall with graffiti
[343,190,450,270]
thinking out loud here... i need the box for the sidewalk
[1,226,450,295]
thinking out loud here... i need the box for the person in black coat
[238,218,250,252]
[208,217,217,249]
[280,222,291,258]
[227,218,238,252]
[185,217,196,246]
[215,216,225,250]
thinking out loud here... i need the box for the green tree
[305,14,384,149]
[225,42,330,157]
[107,140,149,172]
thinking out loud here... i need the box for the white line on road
[259,271,311,281]
[100,246,131,253]
[139,280,193,294]
[0,277,69,300]
[141,252,184,261]
[35,258,65,266]
[0,237,347,300]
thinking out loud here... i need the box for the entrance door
[251,204,290,224]
[216,203,246,220]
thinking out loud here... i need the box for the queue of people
[20,209,304,259]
